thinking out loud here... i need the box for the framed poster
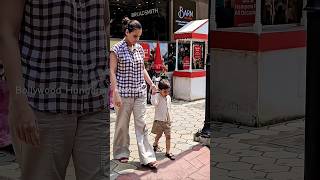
[192,42,205,70]
[234,0,256,26]
[262,0,303,25]
[173,0,197,32]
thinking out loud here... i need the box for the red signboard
[234,0,256,26]
[193,45,202,60]
[140,42,150,61]
[183,56,190,70]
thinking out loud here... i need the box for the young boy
[151,79,176,160]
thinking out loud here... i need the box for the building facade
[110,0,209,41]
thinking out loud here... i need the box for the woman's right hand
[9,96,40,146]
[113,90,122,107]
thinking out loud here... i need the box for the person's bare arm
[109,52,122,107]
[143,67,157,94]
[0,0,40,146]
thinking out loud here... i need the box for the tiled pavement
[110,100,208,180]
[0,99,305,180]
[211,119,305,180]
[0,100,208,180]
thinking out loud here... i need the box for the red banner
[234,0,256,26]
[193,44,202,60]
[183,56,190,70]
[140,43,150,61]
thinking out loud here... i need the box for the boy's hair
[158,79,170,90]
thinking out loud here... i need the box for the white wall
[173,75,206,101]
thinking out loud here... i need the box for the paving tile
[240,156,276,165]
[285,121,304,128]
[230,133,261,140]
[268,125,298,132]
[229,149,262,157]
[113,163,138,173]
[250,130,279,136]
[276,158,304,167]
[290,167,304,174]
[211,167,229,176]
[175,143,193,150]
[220,127,249,135]
[110,161,118,170]
[212,137,239,144]
[211,175,242,180]
[196,164,210,178]
[212,153,239,162]
[219,142,251,150]
[216,161,253,171]
[187,158,205,169]
[211,131,232,138]
[212,147,230,154]
[228,170,266,179]
[253,164,290,173]
[267,171,304,180]
[188,172,209,180]
[263,151,298,159]
[251,146,283,152]
[196,152,210,165]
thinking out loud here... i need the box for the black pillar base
[305,2,320,179]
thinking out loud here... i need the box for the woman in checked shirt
[110,17,159,169]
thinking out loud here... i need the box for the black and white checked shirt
[111,39,147,97]
[19,0,109,113]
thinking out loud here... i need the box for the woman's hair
[122,17,142,35]
[158,79,170,90]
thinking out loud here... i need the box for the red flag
[153,41,163,72]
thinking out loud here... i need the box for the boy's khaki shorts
[151,120,171,136]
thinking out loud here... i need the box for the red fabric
[153,41,163,72]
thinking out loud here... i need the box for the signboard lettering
[234,0,256,26]
[131,8,159,17]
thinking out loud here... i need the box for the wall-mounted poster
[140,42,150,61]
[215,0,303,27]
[167,43,176,72]
[192,42,205,70]
[262,0,303,25]
[173,0,197,32]
[176,43,191,70]
[234,0,256,26]
[140,41,169,74]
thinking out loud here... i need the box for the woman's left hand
[151,84,158,95]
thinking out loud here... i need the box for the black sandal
[142,162,158,169]
[153,145,161,152]
[165,153,176,160]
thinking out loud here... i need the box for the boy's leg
[132,96,157,165]
[9,109,77,180]
[151,121,162,147]
[165,134,171,154]
[113,97,134,160]
[72,109,109,180]
[153,132,162,147]
[164,122,172,154]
